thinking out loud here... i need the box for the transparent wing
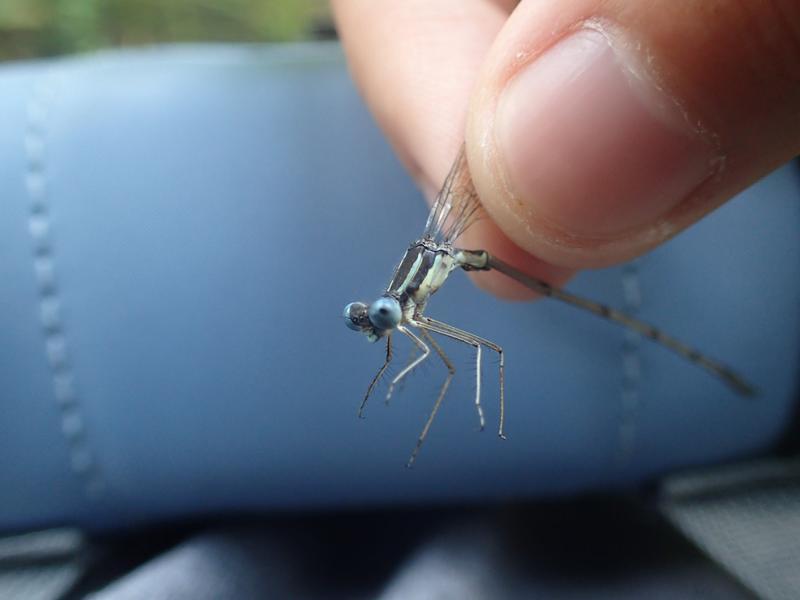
[422,146,484,244]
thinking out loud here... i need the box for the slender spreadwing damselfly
[343,147,755,466]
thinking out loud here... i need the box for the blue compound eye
[368,296,401,330]
[343,302,368,331]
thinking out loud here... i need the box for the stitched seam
[616,261,642,465]
[24,73,104,499]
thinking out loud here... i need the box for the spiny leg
[475,344,485,431]
[395,340,419,399]
[420,322,484,430]
[385,326,430,404]
[463,250,755,397]
[418,320,482,428]
[359,334,392,418]
[415,317,506,440]
[406,330,456,467]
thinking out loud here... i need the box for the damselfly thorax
[343,146,755,467]
[386,240,459,313]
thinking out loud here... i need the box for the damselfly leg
[414,316,506,440]
[359,334,393,418]
[395,340,421,399]
[385,326,430,404]
[405,330,456,467]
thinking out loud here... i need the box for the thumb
[466,0,800,269]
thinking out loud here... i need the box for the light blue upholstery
[1,43,798,531]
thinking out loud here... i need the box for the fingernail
[497,27,721,237]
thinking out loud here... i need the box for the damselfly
[343,147,755,466]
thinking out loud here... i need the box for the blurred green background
[0,0,333,61]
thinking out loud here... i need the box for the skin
[331,0,800,299]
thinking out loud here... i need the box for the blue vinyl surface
[0,43,798,531]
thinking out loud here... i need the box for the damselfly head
[343,301,371,333]
[343,296,402,342]
[368,296,402,331]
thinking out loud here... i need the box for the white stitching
[24,74,104,499]
[616,261,642,465]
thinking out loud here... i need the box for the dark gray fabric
[88,503,750,600]
[87,531,290,600]
[662,458,800,600]
[377,520,749,600]
[0,529,86,600]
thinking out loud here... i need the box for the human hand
[332,0,800,298]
